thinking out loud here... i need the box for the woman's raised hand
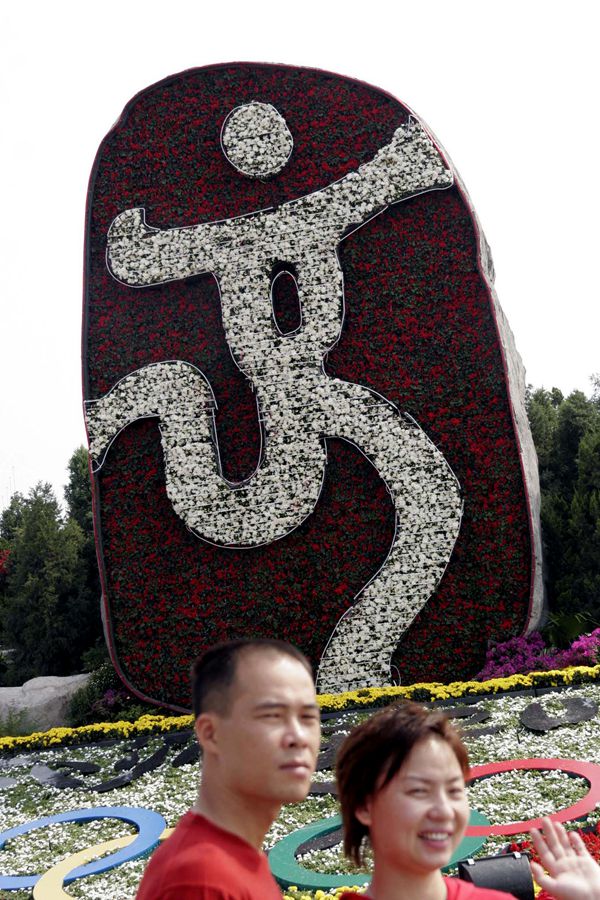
[529,817,600,900]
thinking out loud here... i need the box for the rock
[295,825,343,856]
[172,744,200,768]
[315,731,347,771]
[114,751,139,772]
[0,673,91,733]
[520,697,598,733]
[30,764,61,784]
[164,730,192,746]
[3,756,31,768]
[93,772,133,792]
[308,780,337,796]
[130,745,170,777]
[55,759,101,775]
[0,776,18,789]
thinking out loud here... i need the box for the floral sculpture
[83,63,542,708]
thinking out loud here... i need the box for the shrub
[68,662,120,726]
[476,629,600,680]
[68,663,155,726]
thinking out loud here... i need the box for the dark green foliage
[81,640,111,671]
[67,662,119,725]
[65,446,94,534]
[528,382,600,624]
[0,448,104,686]
[553,391,599,496]
[543,610,600,649]
[527,388,562,490]
[1,484,87,682]
[0,492,27,545]
[63,446,104,664]
[555,427,600,616]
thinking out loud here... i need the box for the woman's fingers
[568,831,588,855]
[556,820,575,854]
[529,818,600,900]
[532,817,573,863]
[529,859,546,885]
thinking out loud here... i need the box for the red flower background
[84,64,534,709]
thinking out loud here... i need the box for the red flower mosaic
[84,63,536,709]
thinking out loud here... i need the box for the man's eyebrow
[253,701,321,712]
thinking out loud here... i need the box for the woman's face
[356,735,470,877]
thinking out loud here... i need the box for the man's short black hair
[191,638,313,718]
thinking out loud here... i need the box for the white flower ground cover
[1,685,600,899]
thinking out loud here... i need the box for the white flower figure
[85,106,462,692]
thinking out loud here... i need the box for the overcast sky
[1,0,597,509]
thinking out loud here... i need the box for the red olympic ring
[465,758,600,837]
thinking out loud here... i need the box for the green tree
[551,391,600,500]
[554,425,600,617]
[1,476,102,684]
[64,446,104,667]
[65,446,94,533]
[3,484,76,680]
[529,385,600,621]
[527,388,562,489]
[0,492,27,546]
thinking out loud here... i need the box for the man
[136,638,321,899]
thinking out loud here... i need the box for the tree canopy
[528,380,600,624]
[0,450,103,685]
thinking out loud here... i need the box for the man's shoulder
[151,826,234,873]
[136,812,280,900]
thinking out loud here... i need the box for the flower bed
[476,630,600,680]
[0,665,600,753]
[2,671,600,899]
[3,662,600,756]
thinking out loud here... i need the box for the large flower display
[83,63,541,708]
[2,679,600,898]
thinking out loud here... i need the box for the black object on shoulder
[457,851,534,900]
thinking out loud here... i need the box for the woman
[336,701,600,900]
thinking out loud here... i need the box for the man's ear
[195,712,219,754]
[355,798,372,828]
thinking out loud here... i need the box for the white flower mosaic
[86,116,461,692]
[220,101,294,177]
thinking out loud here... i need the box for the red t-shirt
[445,878,516,899]
[339,878,516,899]
[135,811,282,900]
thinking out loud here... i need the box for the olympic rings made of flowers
[0,806,166,891]
[268,809,491,890]
[466,758,600,836]
[32,829,175,899]
[5,757,600,893]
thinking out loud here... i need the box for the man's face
[200,651,321,808]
